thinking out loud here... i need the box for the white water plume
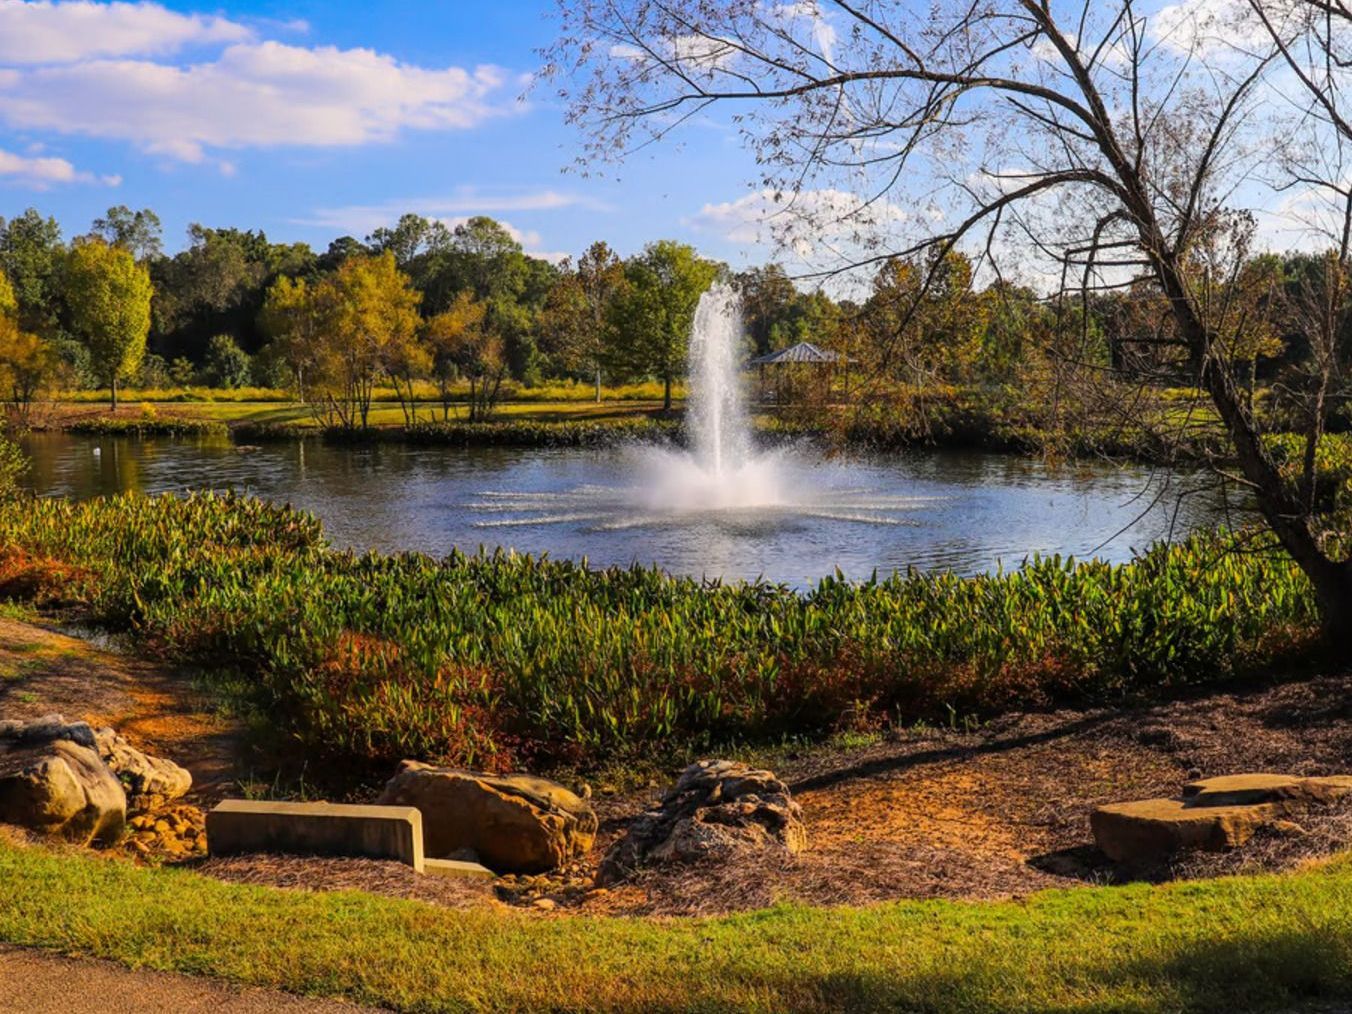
[470,283,935,531]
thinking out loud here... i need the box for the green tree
[90,206,163,261]
[205,334,253,389]
[611,241,718,410]
[541,242,627,400]
[0,209,65,336]
[64,239,153,409]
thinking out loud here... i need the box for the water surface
[17,432,1243,587]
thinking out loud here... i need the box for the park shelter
[748,342,853,405]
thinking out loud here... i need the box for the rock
[1091,798,1280,863]
[1092,770,1352,863]
[376,761,597,874]
[598,759,806,885]
[0,715,125,845]
[92,727,191,814]
[1181,773,1352,808]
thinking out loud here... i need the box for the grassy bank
[2,837,1351,1012]
[0,492,1321,771]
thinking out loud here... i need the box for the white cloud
[0,144,117,187]
[0,0,250,64]
[690,188,908,258]
[0,41,516,160]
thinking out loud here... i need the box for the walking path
[0,945,381,1013]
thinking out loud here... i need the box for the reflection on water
[16,432,1247,587]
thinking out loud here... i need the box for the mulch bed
[175,669,1352,916]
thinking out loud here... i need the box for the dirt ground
[0,617,248,803]
[4,616,1352,917]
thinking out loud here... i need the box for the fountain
[470,283,930,533]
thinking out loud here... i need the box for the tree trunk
[663,375,672,412]
[110,375,118,412]
[1153,251,1352,654]
[595,367,602,403]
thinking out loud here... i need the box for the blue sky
[0,0,769,264]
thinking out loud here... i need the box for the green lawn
[2,837,1351,1012]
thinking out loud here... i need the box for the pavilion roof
[747,341,851,365]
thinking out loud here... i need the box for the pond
[16,432,1244,587]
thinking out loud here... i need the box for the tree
[152,225,316,365]
[313,253,421,429]
[64,239,152,409]
[90,206,163,261]
[611,241,718,411]
[547,0,1352,637]
[260,275,327,402]
[424,292,489,420]
[0,209,64,336]
[437,318,507,422]
[366,214,452,270]
[736,264,799,356]
[0,269,59,424]
[541,241,627,400]
[204,334,252,389]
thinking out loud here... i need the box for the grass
[0,492,1322,772]
[1,837,1351,1011]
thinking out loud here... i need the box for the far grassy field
[1,836,1350,1012]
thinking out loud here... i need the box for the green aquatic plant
[0,491,1322,769]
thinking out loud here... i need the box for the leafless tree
[544,0,1352,638]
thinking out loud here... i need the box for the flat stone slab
[1182,773,1352,808]
[206,800,424,872]
[1091,798,1280,863]
[423,858,495,880]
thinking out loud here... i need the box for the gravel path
[0,945,383,1013]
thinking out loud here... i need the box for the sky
[0,0,775,266]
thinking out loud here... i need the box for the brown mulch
[6,617,1351,918]
[184,668,1352,918]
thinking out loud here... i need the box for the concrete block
[423,857,496,880]
[206,800,424,872]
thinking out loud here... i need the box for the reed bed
[0,492,1321,770]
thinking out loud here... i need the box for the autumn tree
[260,275,328,402]
[425,292,489,420]
[0,269,59,424]
[314,253,421,430]
[64,239,152,409]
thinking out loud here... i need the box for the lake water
[15,432,1244,587]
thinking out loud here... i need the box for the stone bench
[206,800,425,872]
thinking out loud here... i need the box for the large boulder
[376,761,597,874]
[0,716,126,844]
[93,726,191,814]
[598,759,806,885]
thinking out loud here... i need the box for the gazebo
[747,342,853,405]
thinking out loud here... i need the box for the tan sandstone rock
[1091,798,1282,863]
[93,727,191,814]
[0,717,126,845]
[1181,773,1352,808]
[376,761,597,874]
